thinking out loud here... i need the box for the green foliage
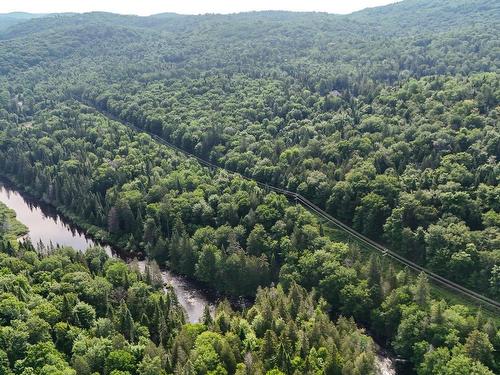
[105,350,135,374]
[0,241,185,374]
[173,284,377,374]
[0,1,498,374]
[0,202,28,243]
[72,302,96,329]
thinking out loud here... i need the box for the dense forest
[0,215,378,375]
[0,208,382,375]
[0,102,497,374]
[0,0,498,373]
[82,73,499,296]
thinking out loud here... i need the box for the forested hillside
[0,219,375,374]
[0,13,46,31]
[0,0,498,374]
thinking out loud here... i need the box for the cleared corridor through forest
[80,100,500,313]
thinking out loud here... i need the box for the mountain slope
[0,1,498,374]
[0,12,48,31]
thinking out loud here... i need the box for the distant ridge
[0,12,46,31]
[0,12,77,34]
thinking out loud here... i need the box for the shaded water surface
[0,180,393,373]
[0,180,212,323]
[0,182,98,250]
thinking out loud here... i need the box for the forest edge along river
[0,179,395,375]
[0,179,214,324]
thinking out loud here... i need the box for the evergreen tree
[413,272,430,308]
[117,303,135,342]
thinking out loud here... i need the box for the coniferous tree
[413,272,430,308]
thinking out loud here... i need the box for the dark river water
[0,182,98,251]
[0,180,394,374]
[0,180,213,323]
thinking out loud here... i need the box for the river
[0,179,395,374]
[0,180,212,323]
